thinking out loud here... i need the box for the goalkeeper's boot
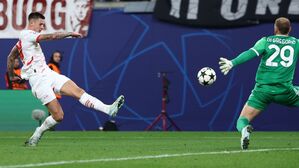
[108,95,125,117]
[25,127,43,147]
[241,125,253,150]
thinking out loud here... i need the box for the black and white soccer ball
[197,67,216,86]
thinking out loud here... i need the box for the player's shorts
[29,70,70,105]
[247,83,299,110]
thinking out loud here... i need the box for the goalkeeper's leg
[236,104,262,150]
[237,90,269,150]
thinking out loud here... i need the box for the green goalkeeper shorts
[247,83,299,110]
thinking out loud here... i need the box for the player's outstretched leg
[60,80,125,116]
[108,95,125,117]
[79,93,125,117]
[25,116,58,147]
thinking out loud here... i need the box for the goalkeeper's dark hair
[28,12,45,21]
[275,17,291,35]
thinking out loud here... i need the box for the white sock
[79,92,110,114]
[37,116,58,135]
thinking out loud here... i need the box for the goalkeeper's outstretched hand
[219,57,233,75]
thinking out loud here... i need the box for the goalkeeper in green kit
[219,17,299,150]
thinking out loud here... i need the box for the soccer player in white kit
[7,12,125,147]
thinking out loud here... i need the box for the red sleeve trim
[26,56,34,66]
[36,35,41,43]
[16,40,24,60]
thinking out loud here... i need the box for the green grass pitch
[0,132,299,168]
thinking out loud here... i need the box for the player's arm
[231,49,260,66]
[219,37,266,75]
[36,32,82,42]
[219,50,259,75]
[7,45,21,81]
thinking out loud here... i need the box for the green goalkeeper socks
[236,116,249,132]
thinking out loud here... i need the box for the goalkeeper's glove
[219,57,233,75]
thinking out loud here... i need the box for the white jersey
[16,30,50,80]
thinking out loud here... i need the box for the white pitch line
[0,148,299,168]
[2,136,299,140]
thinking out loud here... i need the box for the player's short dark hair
[28,12,45,21]
[275,17,291,35]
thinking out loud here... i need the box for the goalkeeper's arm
[231,48,259,67]
[219,48,258,75]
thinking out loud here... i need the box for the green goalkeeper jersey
[231,35,299,94]
[253,35,299,84]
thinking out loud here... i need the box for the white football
[197,67,216,86]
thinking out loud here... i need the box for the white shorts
[29,70,70,105]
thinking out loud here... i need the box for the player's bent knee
[49,107,64,122]
[52,113,64,122]
[240,104,261,121]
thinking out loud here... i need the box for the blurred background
[0,0,299,131]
